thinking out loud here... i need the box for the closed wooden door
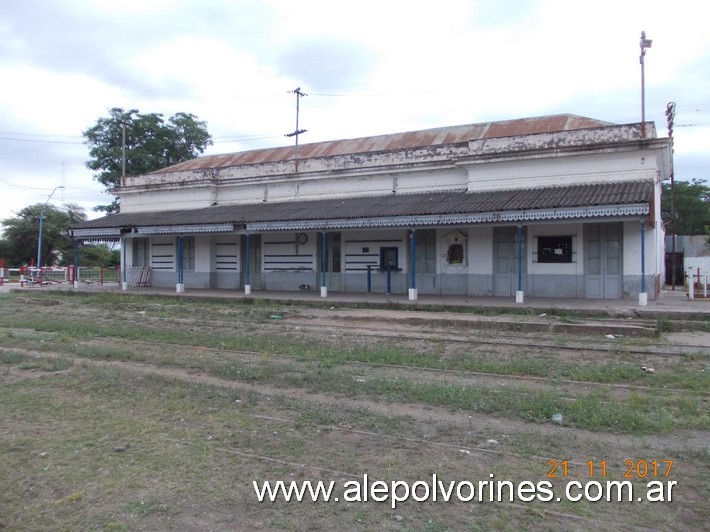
[494,227,525,296]
[585,223,622,299]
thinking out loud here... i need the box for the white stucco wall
[120,187,216,212]
[466,151,659,193]
[342,230,408,273]
[465,227,493,275]
[194,235,211,273]
[622,221,659,276]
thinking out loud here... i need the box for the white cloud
[1,0,708,229]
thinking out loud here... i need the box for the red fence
[0,265,121,287]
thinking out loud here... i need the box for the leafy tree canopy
[662,179,710,235]
[83,107,213,213]
[1,203,86,266]
[78,244,120,268]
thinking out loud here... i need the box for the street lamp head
[639,31,653,140]
[44,185,65,206]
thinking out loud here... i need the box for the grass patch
[0,291,708,530]
[279,369,708,434]
[1,351,26,365]
[18,356,73,372]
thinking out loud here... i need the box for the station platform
[3,282,708,319]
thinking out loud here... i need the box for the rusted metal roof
[73,181,651,234]
[152,114,612,174]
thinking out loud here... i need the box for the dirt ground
[0,292,708,530]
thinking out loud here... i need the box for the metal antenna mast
[639,31,652,139]
[285,87,307,173]
[666,101,677,289]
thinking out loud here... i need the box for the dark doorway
[665,251,684,286]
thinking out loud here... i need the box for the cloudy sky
[1,0,708,226]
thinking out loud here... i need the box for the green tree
[83,108,213,213]
[0,239,9,264]
[662,179,710,235]
[78,244,120,268]
[0,203,86,266]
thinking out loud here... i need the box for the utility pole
[37,185,64,281]
[285,87,307,173]
[666,102,676,289]
[122,121,126,187]
[639,31,652,139]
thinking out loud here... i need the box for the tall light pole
[36,186,64,279]
[640,31,653,139]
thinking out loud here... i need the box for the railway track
[2,326,707,400]
[0,304,706,358]
[1,298,707,403]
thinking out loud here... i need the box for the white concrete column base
[73,281,79,289]
[408,288,418,301]
[515,290,524,303]
[122,281,128,291]
[244,284,251,295]
[176,283,185,293]
[687,269,695,300]
[320,286,328,298]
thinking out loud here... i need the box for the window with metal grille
[537,236,572,263]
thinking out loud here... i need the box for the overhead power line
[0,136,83,145]
[0,131,285,146]
[0,130,83,139]
[213,134,282,143]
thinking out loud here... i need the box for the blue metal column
[409,230,417,300]
[176,236,184,292]
[321,232,328,297]
[73,239,79,288]
[639,221,647,305]
[121,237,127,290]
[244,233,251,295]
[516,225,524,303]
[641,222,646,292]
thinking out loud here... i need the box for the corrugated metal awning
[71,227,122,239]
[71,181,654,238]
[134,224,234,235]
[247,203,650,231]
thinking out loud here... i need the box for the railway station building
[71,114,672,302]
